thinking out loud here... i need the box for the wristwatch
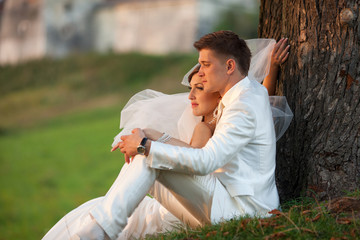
[137,137,148,155]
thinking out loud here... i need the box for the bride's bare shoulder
[190,122,213,148]
[194,122,212,133]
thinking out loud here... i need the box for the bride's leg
[88,155,158,240]
[155,172,241,226]
[150,181,202,229]
[75,156,219,240]
[155,171,217,226]
[43,163,135,240]
[42,198,103,240]
[118,181,203,240]
[118,195,182,240]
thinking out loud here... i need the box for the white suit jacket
[147,77,279,215]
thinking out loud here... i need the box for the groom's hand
[112,141,132,164]
[120,128,146,163]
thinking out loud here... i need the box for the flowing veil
[112,39,293,146]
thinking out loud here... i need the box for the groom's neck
[219,74,246,97]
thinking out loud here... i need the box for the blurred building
[0,0,256,65]
[0,0,45,64]
[91,0,199,55]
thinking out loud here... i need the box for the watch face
[137,145,145,155]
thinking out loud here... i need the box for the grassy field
[0,106,123,239]
[0,52,196,239]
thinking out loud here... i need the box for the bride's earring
[208,107,218,125]
[213,106,218,118]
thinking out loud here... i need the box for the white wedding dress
[42,39,293,240]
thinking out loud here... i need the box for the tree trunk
[259,0,360,201]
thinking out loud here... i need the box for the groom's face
[198,49,228,95]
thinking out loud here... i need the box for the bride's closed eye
[188,85,204,91]
[194,83,204,90]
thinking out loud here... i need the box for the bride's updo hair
[193,30,251,76]
[188,65,201,83]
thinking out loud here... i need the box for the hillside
[0,52,197,132]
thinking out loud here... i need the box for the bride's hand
[263,38,290,96]
[271,38,290,67]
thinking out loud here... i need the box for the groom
[75,30,279,240]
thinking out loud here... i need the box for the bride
[42,38,292,240]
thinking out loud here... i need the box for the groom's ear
[226,59,236,74]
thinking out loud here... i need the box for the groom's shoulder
[224,77,267,108]
[230,82,269,113]
[249,79,269,98]
[239,79,267,99]
[248,77,267,90]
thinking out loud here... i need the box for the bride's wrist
[157,133,171,143]
[143,128,159,141]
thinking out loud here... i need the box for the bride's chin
[192,111,201,117]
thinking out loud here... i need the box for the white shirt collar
[221,76,250,107]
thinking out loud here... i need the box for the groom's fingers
[129,155,136,163]
[124,154,130,164]
[120,135,128,141]
[131,128,140,134]
[111,145,118,152]
[111,142,124,152]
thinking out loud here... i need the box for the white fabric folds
[112,90,292,147]
[112,91,198,147]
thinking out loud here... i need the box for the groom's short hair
[193,30,251,76]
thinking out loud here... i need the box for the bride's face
[188,73,221,117]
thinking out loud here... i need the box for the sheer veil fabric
[42,39,293,240]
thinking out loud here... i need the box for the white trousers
[90,155,240,240]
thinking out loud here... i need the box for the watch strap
[140,137,148,147]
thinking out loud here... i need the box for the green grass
[148,196,360,239]
[0,106,126,239]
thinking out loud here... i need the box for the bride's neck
[203,114,216,130]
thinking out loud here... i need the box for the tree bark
[259,0,360,201]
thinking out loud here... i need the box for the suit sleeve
[146,101,256,175]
